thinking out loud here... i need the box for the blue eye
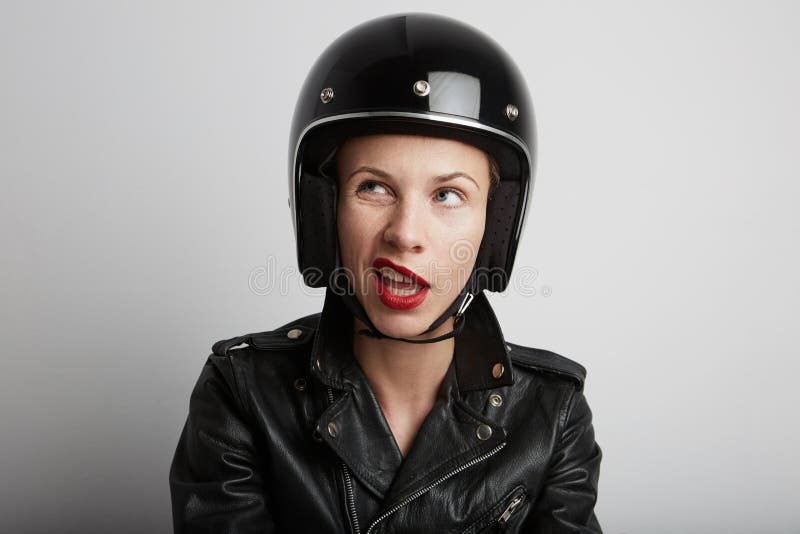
[434,189,464,207]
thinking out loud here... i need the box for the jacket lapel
[315,366,404,499]
[379,361,507,508]
[310,290,403,499]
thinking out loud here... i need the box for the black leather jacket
[169,291,602,533]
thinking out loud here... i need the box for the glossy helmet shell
[289,13,535,292]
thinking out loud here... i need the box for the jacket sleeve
[523,387,603,533]
[169,355,276,533]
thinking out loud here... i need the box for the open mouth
[371,258,430,310]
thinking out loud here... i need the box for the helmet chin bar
[335,271,478,345]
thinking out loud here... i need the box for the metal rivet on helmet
[505,104,519,121]
[413,80,430,97]
[320,87,335,103]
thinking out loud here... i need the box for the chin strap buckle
[455,292,475,320]
[354,291,475,344]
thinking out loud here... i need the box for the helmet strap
[336,271,478,345]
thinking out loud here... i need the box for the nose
[383,199,425,253]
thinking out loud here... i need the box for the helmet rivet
[320,87,335,104]
[413,80,430,97]
[505,104,519,121]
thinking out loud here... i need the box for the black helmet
[289,13,536,296]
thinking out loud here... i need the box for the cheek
[442,209,487,266]
[337,204,378,268]
[336,206,358,263]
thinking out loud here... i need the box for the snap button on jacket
[169,291,602,533]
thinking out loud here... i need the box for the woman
[170,13,602,533]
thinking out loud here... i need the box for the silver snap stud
[327,421,338,438]
[505,104,519,121]
[320,87,335,104]
[313,358,322,372]
[294,378,307,392]
[312,426,323,442]
[413,80,430,97]
[287,328,302,340]
[492,363,505,379]
[489,394,503,407]
[476,424,493,441]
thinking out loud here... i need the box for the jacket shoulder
[507,342,587,391]
[210,313,320,356]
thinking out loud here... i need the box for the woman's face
[336,134,491,339]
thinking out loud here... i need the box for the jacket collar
[308,290,513,504]
[309,289,514,393]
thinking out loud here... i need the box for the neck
[352,317,455,408]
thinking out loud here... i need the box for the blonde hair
[487,152,500,198]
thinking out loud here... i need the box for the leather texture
[169,290,602,533]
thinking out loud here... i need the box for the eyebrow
[346,166,481,190]
[433,172,480,190]
[346,166,390,181]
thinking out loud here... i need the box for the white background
[2,1,798,532]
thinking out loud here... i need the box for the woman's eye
[355,180,389,196]
[433,188,464,207]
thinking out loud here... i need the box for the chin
[370,314,431,339]
[361,298,441,340]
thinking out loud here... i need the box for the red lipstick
[371,257,430,310]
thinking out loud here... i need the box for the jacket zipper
[326,386,361,534]
[497,492,524,525]
[365,442,507,534]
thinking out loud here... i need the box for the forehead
[336,134,490,178]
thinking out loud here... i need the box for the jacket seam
[557,384,578,448]
[197,429,251,457]
[509,358,585,390]
[526,383,575,505]
[220,350,258,426]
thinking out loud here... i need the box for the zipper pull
[498,494,524,524]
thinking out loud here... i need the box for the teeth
[377,265,426,296]
[391,286,420,296]
[379,266,417,284]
